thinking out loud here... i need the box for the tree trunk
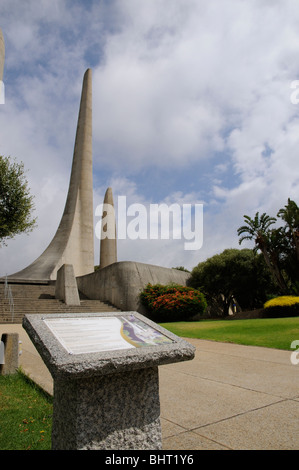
[261,247,288,293]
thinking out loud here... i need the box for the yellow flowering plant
[263,296,299,318]
[264,296,299,308]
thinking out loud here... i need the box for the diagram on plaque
[43,314,173,355]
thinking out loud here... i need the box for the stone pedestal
[0,333,19,375]
[23,312,195,450]
[52,367,161,450]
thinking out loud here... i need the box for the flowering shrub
[264,296,299,308]
[262,296,299,318]
[140,283,207,322]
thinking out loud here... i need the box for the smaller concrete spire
[99,187,117,269]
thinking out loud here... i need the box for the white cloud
[92,0,299,178]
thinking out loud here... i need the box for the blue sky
[1,0,299,276]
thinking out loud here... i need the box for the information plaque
[23,311,195,450]
[43,314,174,355]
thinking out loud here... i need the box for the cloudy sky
[0,0,299,277]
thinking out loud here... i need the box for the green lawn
[160,316,299,350]
[0,371,52,450]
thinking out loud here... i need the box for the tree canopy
[188,198,298,318]
[189,248,275,316]
[0,155,37,246]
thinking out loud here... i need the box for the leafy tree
[0,156,37,246]
[189,249,275,317]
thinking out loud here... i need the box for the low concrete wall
[77,261,190,315]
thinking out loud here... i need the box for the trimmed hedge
[140,283,207,322]
[262,296,299,318]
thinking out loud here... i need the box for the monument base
[52,367,161,450]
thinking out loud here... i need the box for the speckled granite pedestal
[23,312,195,450]
[52,367,161,449]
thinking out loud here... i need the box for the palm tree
[237,212,288,293]
[277,198,299,263]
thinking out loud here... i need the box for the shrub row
[140,283,207,322]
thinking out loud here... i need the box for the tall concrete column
[60,67,94,278]
[99,187,117,269]
[8,69,94,280]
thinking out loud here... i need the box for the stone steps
[0,282,121,324]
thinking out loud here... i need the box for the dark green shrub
[140,283,207,322]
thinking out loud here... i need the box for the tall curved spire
[9,69,94,280]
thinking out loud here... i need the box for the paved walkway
[1,324,299,450]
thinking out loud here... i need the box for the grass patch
[160,317,299,350]
[0,369,52,450]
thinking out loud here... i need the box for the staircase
[0,282,121,324]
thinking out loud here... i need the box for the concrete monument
[1,36,191,311]
[9,69,94,280]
